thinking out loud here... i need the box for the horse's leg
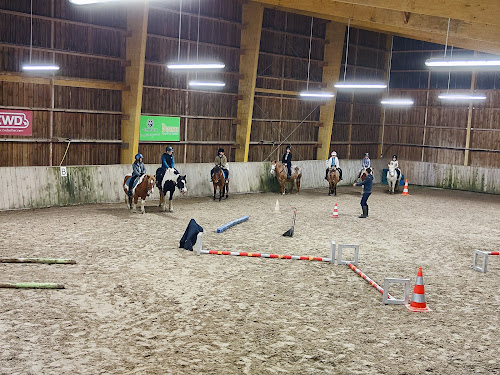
[296,178,301,194]
[219,184,222,201]
[225,182,229,198]
[159,190,164,207]
[281,181,285,195]
[169,190,174,212]
[140,198,145,214]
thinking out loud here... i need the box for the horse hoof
[169,209,174,213]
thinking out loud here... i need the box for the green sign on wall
[139,115,180,142]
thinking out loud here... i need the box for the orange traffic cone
[401,179,410,196]
[331,203,339,218]
[406,267,431,312]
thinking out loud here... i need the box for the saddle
[126,175,144,192]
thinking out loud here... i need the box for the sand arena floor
[0,184,499,375]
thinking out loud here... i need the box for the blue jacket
[355,174,373,194]
[362,157,371,168]
[132,161,146,177]
[162,153,174,169]
[282,152,292,165]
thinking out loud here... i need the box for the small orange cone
[401,179,410,196]
[331,203,339,218]
[406,267,431,312]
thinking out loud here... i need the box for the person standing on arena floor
[282,145,292,179]
[129,153,146,197]
[325,151,343,181]
[353,167,373,218]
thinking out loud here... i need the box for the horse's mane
[164,168,180,181]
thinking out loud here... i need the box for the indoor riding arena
[1,1,499,375]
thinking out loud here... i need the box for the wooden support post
[316,22,346,160]
[464,70,477,166]
[0,283,65,289]
[120,1,149,164]
[0,258,76,264]
[235,2,264,162]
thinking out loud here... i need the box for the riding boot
[359,206,368,218]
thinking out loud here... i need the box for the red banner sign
[0,110,33,136]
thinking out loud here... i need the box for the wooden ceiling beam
[321,0,500,26]
[256,0,500,55]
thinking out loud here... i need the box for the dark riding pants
[128,175,138,195]
[360,192,371,207]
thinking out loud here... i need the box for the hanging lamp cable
[343,18,351,81]
[306,17,313,91]
[444,17,450,57]
[29,0,33,62]
[177,0,182,61]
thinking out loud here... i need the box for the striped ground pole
[486,252,500,255]
[347,263,394,300]
[199,250,333,263]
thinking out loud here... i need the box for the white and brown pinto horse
[327,167,340,196]
[270,161,302,195]
[155,168,187,212]
[386,164,399,193]
[123,174,156,213]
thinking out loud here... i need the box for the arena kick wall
[1,160,498,210]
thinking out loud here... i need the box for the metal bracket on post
[195,232,203,256]
[337,244,359,266]
[472,250,488,273]
[382,278,410,305]
[330,241,336,264]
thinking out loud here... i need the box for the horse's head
[270,161,277,176]
[212,166,223,184]
[388,164,396,176]
[176,175,187,195]
[145,175,156,196]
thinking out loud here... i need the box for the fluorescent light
[299,91,335,98]
[381,98,414,106]
[188,81,226,87]
[68,0,129,4]
[425,57,500,67]
[334,82,387,89]
[438,93,487,100]
[22,64,60,71]
[167,62,225,70]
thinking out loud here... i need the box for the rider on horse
[282,145,292,179]
[128,153,146,196]
[325,151,343,181]
[358,152,371,178]
[389,154,401,181]
[157,146,177,186]
[211,148,229,181]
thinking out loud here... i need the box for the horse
[123,174,156,214]
[211,166,228,201]
[386,164,399,194]
[327,167,340,196]
[155,168,187,212]
[270,161,302,195]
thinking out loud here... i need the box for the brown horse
[327,167,340,196]
[270,161,302,195]
[212,166,228,201]
[123,174,156,213]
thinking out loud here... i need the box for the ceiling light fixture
[188,81,225,87]
[425,57,500,68]
[438,94,486,100]
[23,0,60,72]
[381,99,415,105]
[299,17,334,100]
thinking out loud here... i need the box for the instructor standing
[353,167,373,218]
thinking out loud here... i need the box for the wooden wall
[139,0,241,164]
[0,0,124,166]
[1,2,498,168]
[385,37,500,168]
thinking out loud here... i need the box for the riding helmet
[218,148,224,154]
[364,153,369,157]
[392,154,397,159]
[135,153,143,160]
[286,145,291,150]
[331,151,337,156]
[166,146,173,152]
